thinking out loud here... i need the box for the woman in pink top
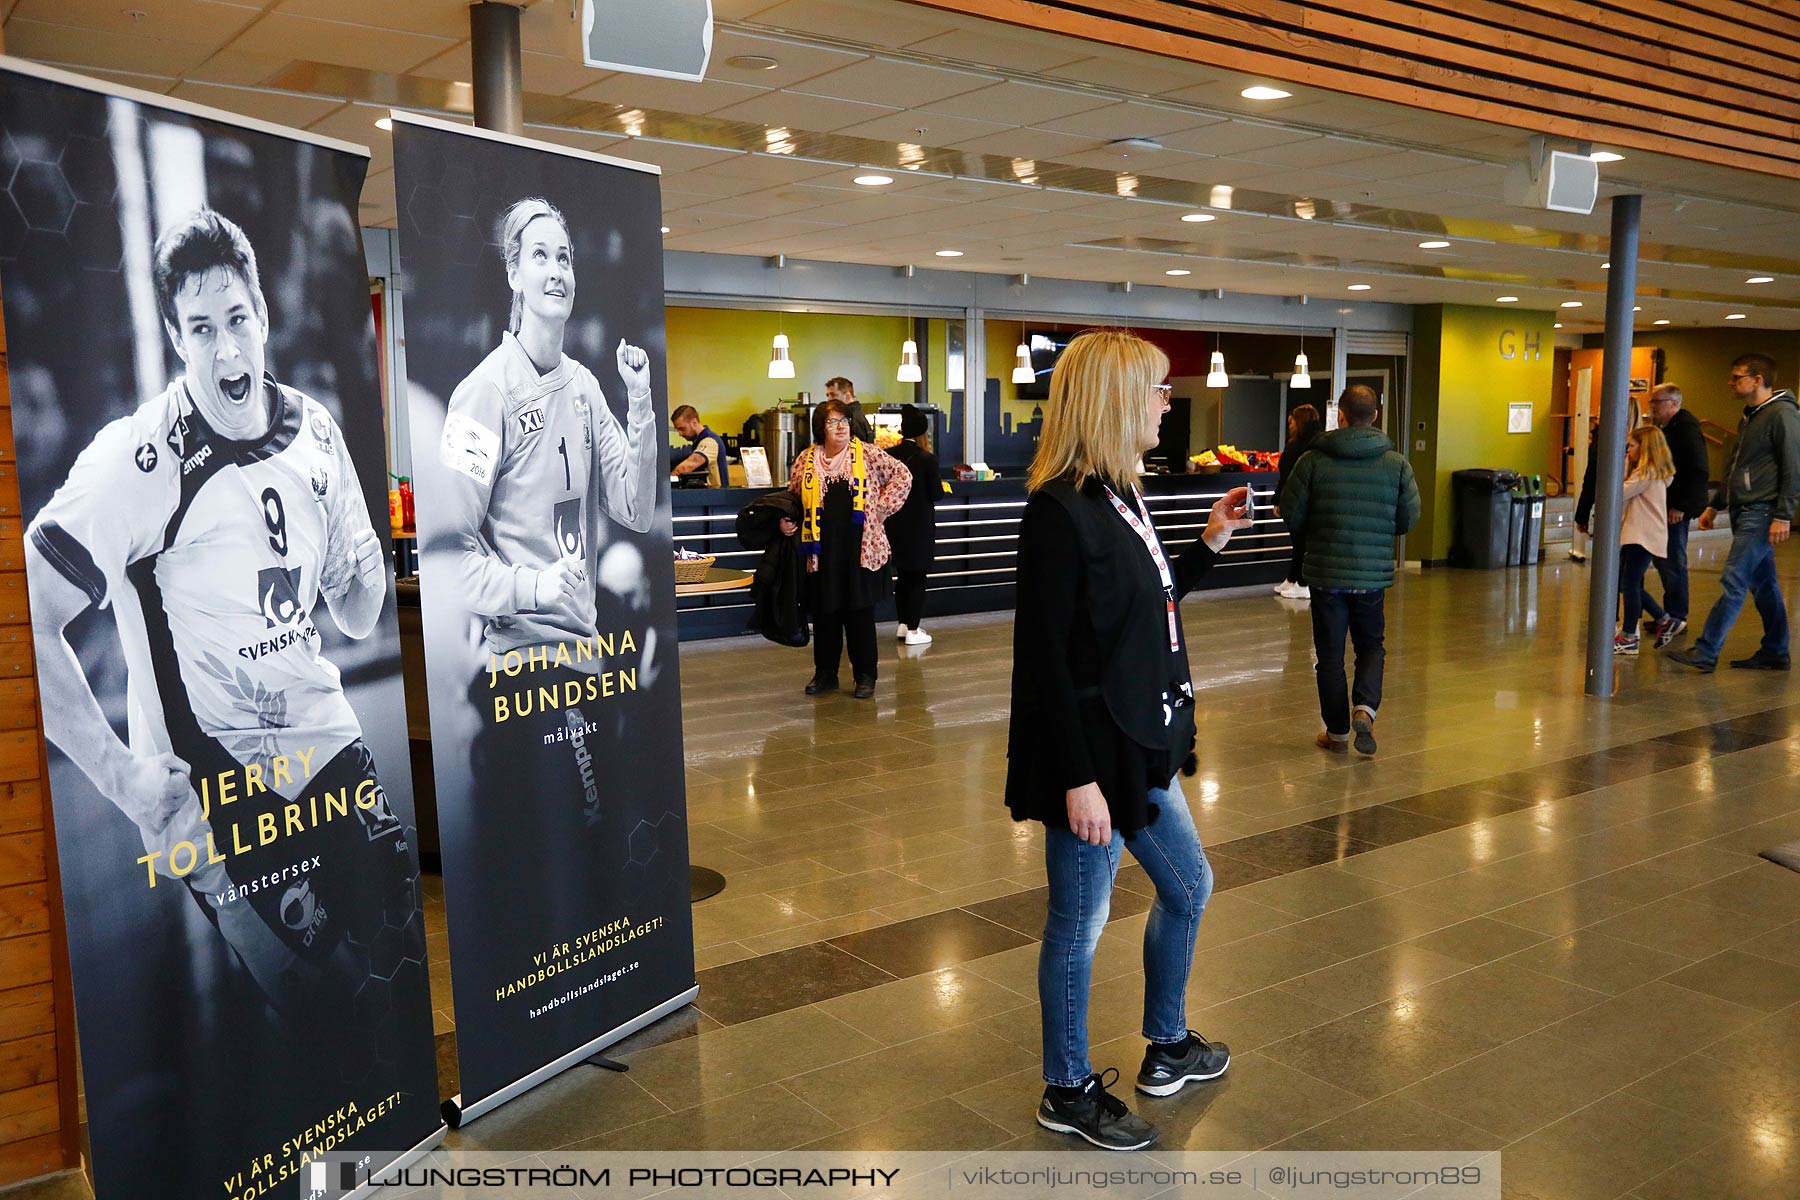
[1616,425,1675,656]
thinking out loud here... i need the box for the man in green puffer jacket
[1279,386,1422,756]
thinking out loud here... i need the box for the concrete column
[1584,193,1643,697]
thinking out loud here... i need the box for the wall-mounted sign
[1508,402,1535,433]
[1499,329,1543,361]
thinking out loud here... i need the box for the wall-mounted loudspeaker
[1504,140,1599,215]
[582,0,713,82]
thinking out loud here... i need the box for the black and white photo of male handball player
[25,207,420,1064]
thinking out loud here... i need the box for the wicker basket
[673,554,716,584]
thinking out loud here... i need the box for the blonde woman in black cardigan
[1007,329,1250,1150]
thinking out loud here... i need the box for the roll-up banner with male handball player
[0,59,443,1198]
[389,112,696,1124]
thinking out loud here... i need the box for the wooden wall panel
[903,0,1800,180]
[0,317,79,1187]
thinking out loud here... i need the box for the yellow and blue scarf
[799,440,867,559]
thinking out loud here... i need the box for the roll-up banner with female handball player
[388,111,696,1125]
[0,58,444,1198]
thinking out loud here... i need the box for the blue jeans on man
[1689,503,1788,664]
[1039,778,1212,1086]
[1641,517,1691,625]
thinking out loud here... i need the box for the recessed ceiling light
[1589,150,1625,162]
[1747,276,1774,284]
[1181,212,1216,223]
[1346,283,1371,291]
[660,226,670,234]
[853,174,893,187]
[1240,86,1292,100]
[375,116,393,131]
[1165,268,1191,276]
[1602,262,1611,269]
[1496,296,1519,303]
[935,249,963,257]
[1554,323,1563,329]
[1726,313,1747,320]
[1653,319,1671,325]
[726,54,781,71]
[1632,306,1641,312]
[1418,240,1450,249]
[1560,301,1583,308]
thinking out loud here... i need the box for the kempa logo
[134,442,158,472]
[552,497,584,560]
[182,444,214,476]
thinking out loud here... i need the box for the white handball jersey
[436,332,657,657]
[30,377,373,776]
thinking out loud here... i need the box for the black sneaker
[853,675,877,699]
[1664,647,1715,673]
[804,675,839,695]
[1037,1068,1158,1150]
[1730,651,1791,671]
[1136,1031,1231,1097]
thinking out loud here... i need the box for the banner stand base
[583,1054,629,1072]
[441,984,698,1129]
[345,1122,448,1198]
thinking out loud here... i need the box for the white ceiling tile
[227,11,455,73]
[940,125,1096,161]
[709,89,899,133]
[706,30,867,87]
[836,108,1010,146]
[1048,53,1215,95]
[12,0,261,45]
[171,80,346,130]
[567,72,771,114]
[5,17,223,75]
[613,139,747,172]
[1157,121,1317,157]
[796,57,999,108]
[185,48,293,87]
[752,0,958,49]
[921,80,1113,124]
[275,0,468,39]
[903,27,1088,74]
[691,153,848,187]
[1039,101,1219,141]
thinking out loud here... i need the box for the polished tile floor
[19,546,1800,1199]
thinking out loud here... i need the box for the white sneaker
[1273,582,1290,595]
[1288,585,1311,601]
[904,627,933,645]
[895,624,909,640]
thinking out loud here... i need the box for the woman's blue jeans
[1038,778,1214,1087]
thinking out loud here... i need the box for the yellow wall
[663,307,911,440]
[1410,304,1557,562]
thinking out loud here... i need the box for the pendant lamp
[1011,343,1034,385]
[1291,352,1313,389]
[768,331,795,380]
[1205,349,1228,389]
[896,339,922,383]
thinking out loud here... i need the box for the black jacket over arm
[884,441,941,571]
[1663,408,1710,517]
[1005,479,1216,834]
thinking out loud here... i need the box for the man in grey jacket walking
[1668,354,1800,672]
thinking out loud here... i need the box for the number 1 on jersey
[557,436,570,491]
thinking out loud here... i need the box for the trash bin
[1506,482,1528,565]
[1520,475,1545,566]
[1452,468,1521,568]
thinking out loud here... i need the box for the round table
[674,566,753,596]
[675,566,751,902]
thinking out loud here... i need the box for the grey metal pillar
[1584,193,1643,697]
[470,2,524,136]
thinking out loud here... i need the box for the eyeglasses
[1152,384,1173,400]
[823,417,851,428]
[1729,373,1754,383]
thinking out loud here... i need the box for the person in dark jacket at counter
[1280,385,1421,756]
[1008,329,1251,1152]
[780,397,910,698]
[1669,354,1800,672]
[671,405,729,487]
[1272,403,1324,600]
[824,376,875,443]
[886,405,941,645]
[1638,384,1710,647]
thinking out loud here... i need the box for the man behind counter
[671,404,729,487]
